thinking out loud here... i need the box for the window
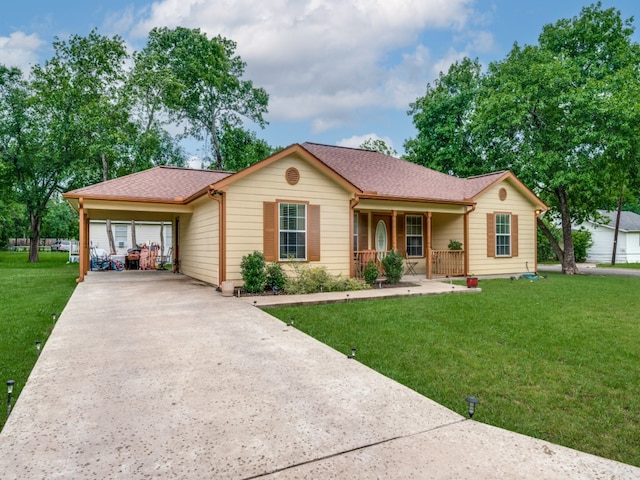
[495,213,511,256]
[353,213,358,252]
[279,203,306,260]
[115,225,127,248]
[405,215,423,257]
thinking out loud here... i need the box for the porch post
[391,210,397,251]
[425,212,432,279]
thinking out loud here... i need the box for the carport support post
[78,198,86,282]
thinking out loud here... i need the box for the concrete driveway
[0,272,638,479]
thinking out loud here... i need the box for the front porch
[353,249,466,280]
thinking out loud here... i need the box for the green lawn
[596,262,640,269]
[265,274,640,467]
[0,252,78,430]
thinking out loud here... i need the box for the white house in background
[89,220,172,256]
[580,210,640,263]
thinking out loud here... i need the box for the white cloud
[122,0,479,131]
[0,32,45,71]
[337,133,395,150]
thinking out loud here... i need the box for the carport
[63,166,232,282]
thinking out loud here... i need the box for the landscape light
[35,340,42,355]
[52,312,57,322]
[465,396,479,419]
[347,346,357,359]
[7,380,15,415]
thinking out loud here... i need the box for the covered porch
[351,199,474,280]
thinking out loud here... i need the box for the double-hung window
[495,213,511,256]
[405,215,423,257]
[115,225,127,248]
[279,203,306,260]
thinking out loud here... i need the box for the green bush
[363,259,380,285]
[382,249,404,284]
[265,262,287,292]
[448,239,463,250]
[240,251,267,293]
[285,264,370,294]
[572,228,593,263]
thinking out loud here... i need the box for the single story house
[63,142,548,284]
[579,210,640,263]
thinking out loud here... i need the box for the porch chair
[404,253,418,275]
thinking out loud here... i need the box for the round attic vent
[499,187,507,201]
[286,167,300,185]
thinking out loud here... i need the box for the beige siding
[469,180,538,275]
[179,195,220,285]
[431,213,463,250]
[225,154,352,282]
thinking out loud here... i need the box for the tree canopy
[138,27,269,170]
[1,27,272,259]
[405,2,640,274]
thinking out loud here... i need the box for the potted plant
[466,275,479,288]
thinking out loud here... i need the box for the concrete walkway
[0,272,638,479]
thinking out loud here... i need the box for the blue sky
[1,1,639,161]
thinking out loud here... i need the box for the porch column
[464,207,471,276]
[425,212,432,279]
[391,210,397,251]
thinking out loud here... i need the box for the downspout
[425,212,432,279]
[208,188,225,284]
[78,198,85,283]
[350,195,360,278]
[464,203,476,276]
[391,210,397,251]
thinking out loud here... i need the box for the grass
[0,252,78,430]
[596,262,640,269]
[265,274,640,467]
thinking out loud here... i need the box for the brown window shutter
[308,204,320,261]
[486,213,495,257]
[263,202,277,261]
[357,213,368,251]
[396,214,406,256]
[511,214,518,257]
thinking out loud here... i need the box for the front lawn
[0,252,78,430]
[265,274,640,467]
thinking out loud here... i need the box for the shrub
[363,259,380,285]
[448,239,463,250]
[382,249,404,284]
[265,262,287,292]
[285,264,370,294]
[572,228,593,263]
[240,251,267,293]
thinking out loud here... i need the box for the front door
[372,214,391,260]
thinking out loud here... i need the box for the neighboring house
[579,210,640,263]
[63,143,548,284]
[89,220,172,256]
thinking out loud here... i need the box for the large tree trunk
[537,218,564,263]
[28,212,41,263]
[131,220,138,248]
[102,153,117,254]
[611,193,623,265]
[557,187,580,274]
[159,222,165,268]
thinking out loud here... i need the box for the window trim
[405,214,424,257]
[278,201,307,261]
[495,213,511,257]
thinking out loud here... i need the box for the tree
[219,125,276,172]
[138,27,269,170]
[359,138,398,157]
[405,3,640,274]
[404,58,482,175]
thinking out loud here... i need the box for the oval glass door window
[375,220,388,260]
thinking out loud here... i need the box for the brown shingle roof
[64,166,232,203]
[301,142,505,203]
